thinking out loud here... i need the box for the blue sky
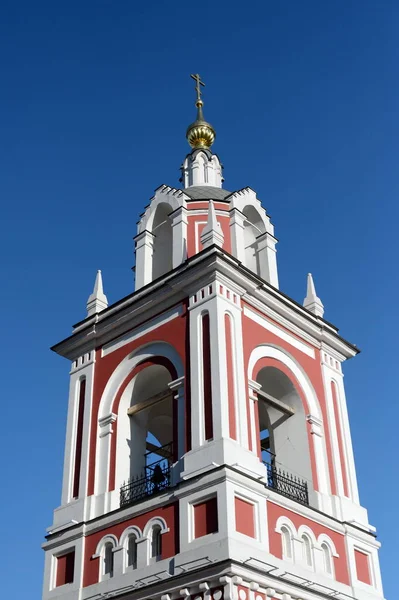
[0,1,397,597]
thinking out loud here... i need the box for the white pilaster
[256,232,279,288]
[170,207,188,268]
[230,208,246,264]
[134,230,155,290]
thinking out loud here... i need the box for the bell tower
[42,76,385,600]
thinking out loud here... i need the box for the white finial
[303,273,324,317]
[200,200,224,249]
[86,270,108,316]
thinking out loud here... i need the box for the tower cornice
[51,247,358,362]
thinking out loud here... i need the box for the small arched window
[151,525,162,559]
[321,542,334,576]
[301,534,313,567]
[103,543,114,578]
[281,526,293,560]
[127,535,137,569]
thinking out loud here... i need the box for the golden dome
[186,99,216,149]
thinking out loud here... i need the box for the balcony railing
[261,450,309,505]
[120,442,173,508]
[265,462,309,505]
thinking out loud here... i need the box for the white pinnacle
[86,270,108,317]
[303,273,324,318]
[200,200,224,249]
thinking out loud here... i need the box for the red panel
[267,501,350,585]
[56,551,75,587]
[235,497,255,538]
[73,378,86,499]
[202,313,213,440]
[355,549,372,585]
[225,314,237,440]
[331,381,350,498]
[83,502,178,587]
[194,497,218,538]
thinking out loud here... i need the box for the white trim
[244,306,315,359]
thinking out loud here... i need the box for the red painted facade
[267,501,350,585]
[83,503,178,587]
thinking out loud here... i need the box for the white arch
[120,526,142,572]
[143,516,169,539]
[94,342,184,496]
[275,516,296,561]
[298,524,317,545]
[94,534,118,556]
[139,188,185,233]
[317,533,339,557]
[248,345,321,418]
[98,341,184,421]
[119,525,143,547]
[248,344,330,497]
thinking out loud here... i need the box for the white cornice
[52,248,358,362]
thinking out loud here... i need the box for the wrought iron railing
[120,442,173,508]
[261,450,309,505]
[265,462,309,505]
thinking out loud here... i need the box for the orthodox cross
[190,73,205,102]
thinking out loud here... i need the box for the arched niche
[243,205,266,274]
[256,365,314,496]
[116,361,175,490]
[94,342,183,498]
[151,202,173,280]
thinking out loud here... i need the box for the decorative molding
[98,413,117,438]
[307,414,323,437]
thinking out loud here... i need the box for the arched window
[127,535,137,569]
[242,205,265,275]
[151,525,162,559]
[321,542,334,576]
[301,534,313,568]
[103,543,114,578]
[281,526,293,560]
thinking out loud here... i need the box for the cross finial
[190,73,205,104]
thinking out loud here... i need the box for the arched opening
[119,362,175,506]
[321,542,334,576]
[243,205,265,275]
[256,366,313,505]
[103,543,114,579]
[127,535,137,569]
[281,526,293,560]
[150,525,162,559]
[301,534,313,568]
[151,202,173,280]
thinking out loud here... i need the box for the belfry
[42,76,385,600]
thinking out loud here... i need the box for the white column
[168,376,185,459]
[170,207,188,268]
[134,230,154,290]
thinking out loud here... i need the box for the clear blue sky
[0,1,397,598]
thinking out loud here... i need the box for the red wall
[268,501,350,585]
[83,502,178,587]
[194,497,218,538]
[355,549,372,585]
[235,497,255,538]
